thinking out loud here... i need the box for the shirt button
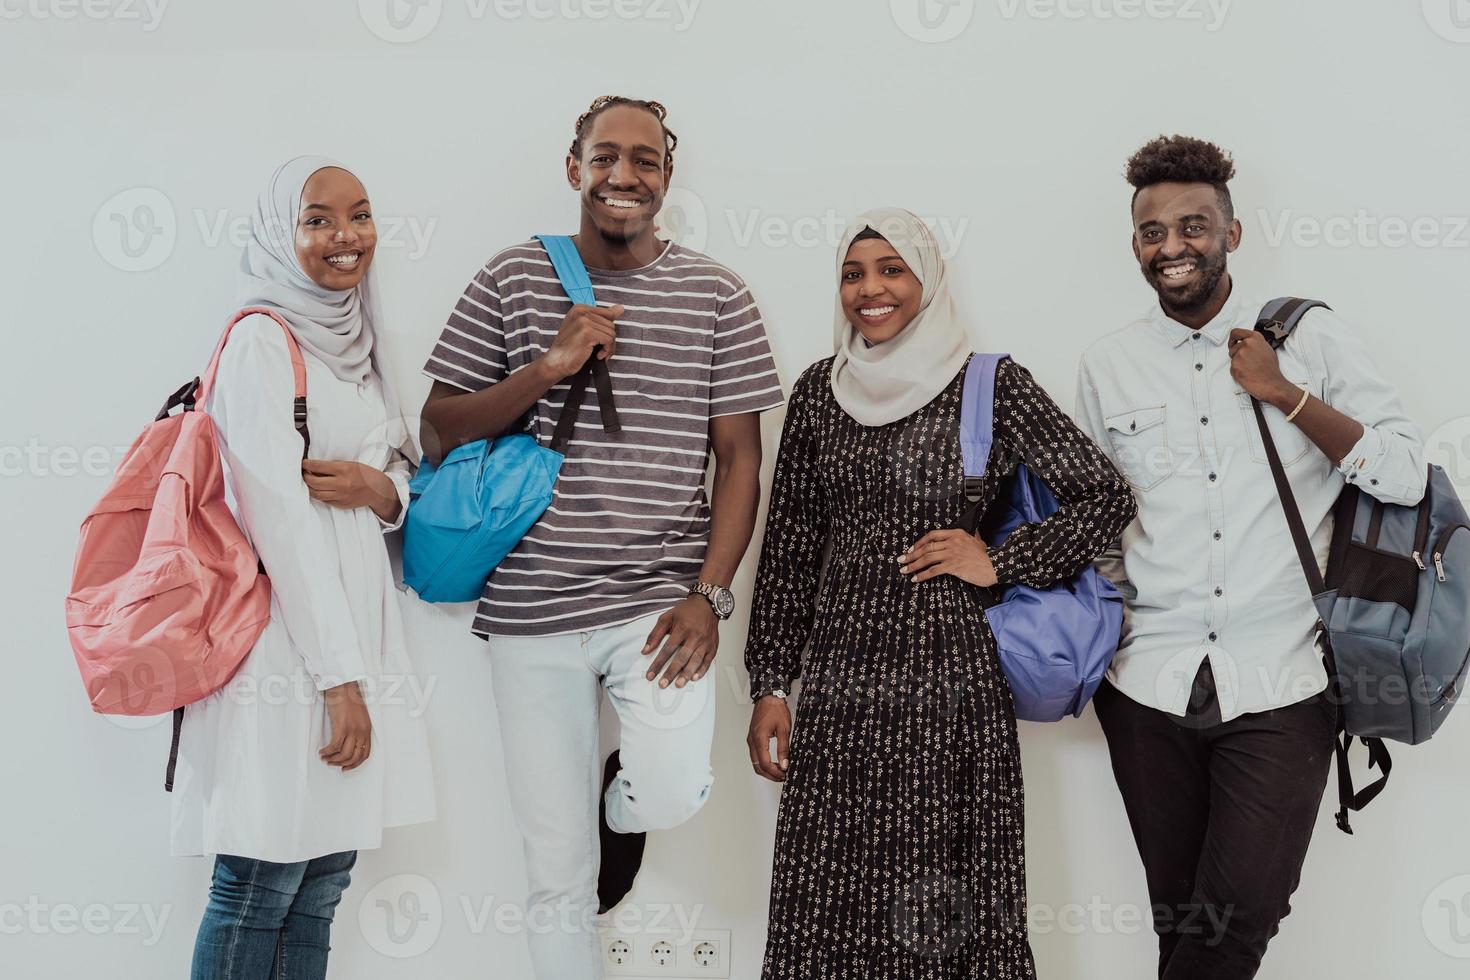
[1208,472,1218,482]
[1213,530,1222,540]
[1215,587,1223,596]
[1200,416,1209,426]
[1370,479,1379,486]
[1195,363,1204,371]
[1209,632,1218,642]
[1193,332,1202,340]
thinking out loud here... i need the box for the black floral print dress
[745,355,1136,979]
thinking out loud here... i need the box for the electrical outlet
[686,930,730,975]
[604,937,633,969]
[692,940,719,968]
[598,926,731,977]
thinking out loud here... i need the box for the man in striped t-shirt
[419,96,782,978]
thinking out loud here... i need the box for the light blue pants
[489,609,717,980]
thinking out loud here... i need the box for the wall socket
[599,927,731,977]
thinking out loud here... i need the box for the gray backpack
[1251,297,1470,833]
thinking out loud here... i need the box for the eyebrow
[843,255,904,266]
[301,199,370,213]
[1137,213,1209,229]
[590,141,663,157]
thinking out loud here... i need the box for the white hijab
[237,155,417,461]
[829,207,974,427]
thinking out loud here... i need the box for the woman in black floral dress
[745,208,1136,978]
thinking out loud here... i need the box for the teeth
[327,253,359,267]
[860,306,896,317]
[601,197,640,209]
[1161,264,1194,279]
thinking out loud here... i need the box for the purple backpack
[959,354,1124,722]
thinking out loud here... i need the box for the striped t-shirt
[423,239,785,637]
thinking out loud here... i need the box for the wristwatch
[690,582,736,620]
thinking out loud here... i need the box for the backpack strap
[959,353,1009,483]
[1254,296,1328,350]
[957,353,1009,533]
[1249,297,1391,833]
[536,235,621,447]
[164,306,311,794]
[1248,297,1330,594]
[196,307,312,458]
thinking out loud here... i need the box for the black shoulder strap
[1250,297,1330,595]
[1251,297,1392,834]
[550,357,618,454]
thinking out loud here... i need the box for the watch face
[713,588,736,619]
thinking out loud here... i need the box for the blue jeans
[191,851,357,980]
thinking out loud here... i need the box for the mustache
[1152,252,1204,271]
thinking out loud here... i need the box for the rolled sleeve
[376,454,412,533]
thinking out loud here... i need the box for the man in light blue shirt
[1075,135,1425,980]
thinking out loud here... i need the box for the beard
[1141,242,1229,315]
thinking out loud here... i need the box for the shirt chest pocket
[1103,405,1174,492]
[1237,377,1315,467]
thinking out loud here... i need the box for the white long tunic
[170,314,436,864]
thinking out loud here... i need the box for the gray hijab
[829,207,974,427]
[237,155,416,461]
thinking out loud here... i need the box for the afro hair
[1125,135,1236,220]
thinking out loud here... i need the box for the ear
[1225,216,1243,253]
[663,156,675,185]
[565,153,581,190]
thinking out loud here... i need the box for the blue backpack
[1250,297,1470,833]
[401,235,620,602]
[958,353,1125,722]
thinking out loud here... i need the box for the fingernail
[659,679,669,688]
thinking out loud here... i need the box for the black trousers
[1093,661,1337,980]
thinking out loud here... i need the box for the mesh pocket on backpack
[1332,542,1420,612]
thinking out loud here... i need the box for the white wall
[4,2,1469,978]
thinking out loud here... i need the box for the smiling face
[840,237,925,345]
[1131,181,1240,317]
[566,104,671,246]
[294,167,376,290]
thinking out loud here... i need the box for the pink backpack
[65,308,309,787]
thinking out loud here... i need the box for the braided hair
[569,95,678,165]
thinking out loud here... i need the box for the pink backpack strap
[196,307,311,458]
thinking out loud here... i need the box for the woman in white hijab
[743,209,1134,977]
[174,156,435,980]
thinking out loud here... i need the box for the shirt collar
[1150,281,1248,348]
